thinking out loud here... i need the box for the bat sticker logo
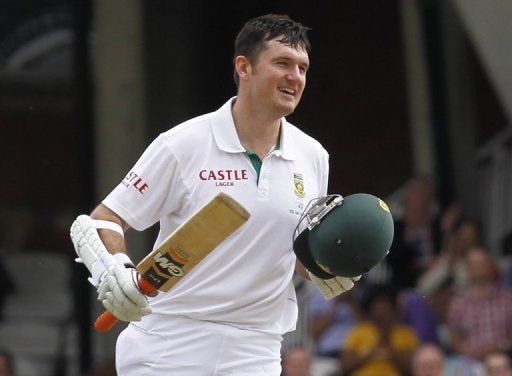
[153,251,186,277]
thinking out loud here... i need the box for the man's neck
[232,97,281,160]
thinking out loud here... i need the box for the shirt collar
[278,117,297,160]
[211,97,297,160]
[211,97,245,153]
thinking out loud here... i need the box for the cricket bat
[94,192,250,331]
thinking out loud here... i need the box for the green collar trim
[245,130,281,183]
[246,151,262,183]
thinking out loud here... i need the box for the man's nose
[286,66,302,82]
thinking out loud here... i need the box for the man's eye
[277,61,287,67]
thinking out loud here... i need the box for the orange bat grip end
[93,278,157,332]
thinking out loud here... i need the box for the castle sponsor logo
[122,171,149,194]
[199,169,248,186]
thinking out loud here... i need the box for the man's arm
[295,259,310,279]
[70,204,151,322]
[295,258,360,300]
[90,204,130,258]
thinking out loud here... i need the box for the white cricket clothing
[116,316,282,375]
[103,97,329,336]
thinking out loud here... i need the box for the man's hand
[97,264,151,322]
[70,214,152,322]
[309,273,361,300]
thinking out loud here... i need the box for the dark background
[144,0,411,196]
[1,0,507,231]
[0,0,509,373]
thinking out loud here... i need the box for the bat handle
[93,278,156,332]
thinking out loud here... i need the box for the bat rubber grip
[93,278,156,332]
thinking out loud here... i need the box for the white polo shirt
[103,98,329,335]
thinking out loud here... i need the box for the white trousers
[116,316,283,375]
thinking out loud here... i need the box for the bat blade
[94,192,250,331]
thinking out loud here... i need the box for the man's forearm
[295,259,310,279]
[90,204,129,255]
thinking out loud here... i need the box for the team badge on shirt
[293,172,305,198]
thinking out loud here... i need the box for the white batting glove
[70,214,127,287]
[97,263,151,322]
[309,272,361,300]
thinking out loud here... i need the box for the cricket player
[71,14,358,375]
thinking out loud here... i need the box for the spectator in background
[446,247,512,360]
[386,177,442,290]
[399,290,440,345]
[411,343,445,376]
[443,354,482,376]
[309,287,357,360]
[0,347,13,376]
[417,218,482,328]
[340,284,419,376]
[281,346,311,376]
[417,218,482,296]
[483,350,512,376]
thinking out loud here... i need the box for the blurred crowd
[282,176,512,376]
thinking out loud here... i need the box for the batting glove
[97,264,151,322]
[309,272,361,300]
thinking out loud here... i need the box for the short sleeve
[102,134,189,231]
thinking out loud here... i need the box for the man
[341,284,419,376]
[386,176,442,290]
[483,350,512,376]
[411,343,445,376]
[446,246,512,360]
[281,346,311,376]
[70,14,358,375]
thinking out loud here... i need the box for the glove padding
[97,264,151,322]
[310,272,361,300]
[70,215,129,287]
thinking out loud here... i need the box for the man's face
[282,347,310,376]
[466,248,495,284]
[485,353,512,376]
[246,37,309,117]
[370,296,395,325]
[412,346,444,376]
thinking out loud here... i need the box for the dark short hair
[233,14,311,87]
[360,284,397,314]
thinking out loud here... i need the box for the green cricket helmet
[293,193,394,278]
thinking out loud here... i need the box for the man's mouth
[278,87,296,96]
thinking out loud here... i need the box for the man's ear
[234,55,251,83]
